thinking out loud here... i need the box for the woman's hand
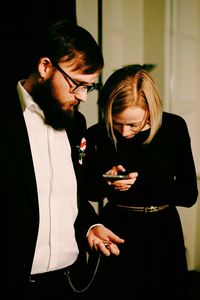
[104,165,138,191]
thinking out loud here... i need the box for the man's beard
[32,79,76,131]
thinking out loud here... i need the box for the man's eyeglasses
[53,62,99,94]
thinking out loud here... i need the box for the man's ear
[38,57,52,79]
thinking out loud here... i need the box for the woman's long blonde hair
[99,65,163,144]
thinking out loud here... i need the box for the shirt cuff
[86,223,104,237]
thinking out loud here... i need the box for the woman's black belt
[116,204,170,213]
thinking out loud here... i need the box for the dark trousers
[24,269,88,300]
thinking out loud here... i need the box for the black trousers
[24,269,88,300]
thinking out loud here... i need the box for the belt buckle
[144,206,159,213]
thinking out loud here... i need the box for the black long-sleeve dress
[84,112,198,300]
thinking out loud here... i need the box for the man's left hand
[87,225,125,256]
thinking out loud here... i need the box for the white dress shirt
[17,81,79,274]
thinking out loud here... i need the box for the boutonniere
[76,137,86,165]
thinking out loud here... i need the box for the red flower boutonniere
[77,137,86,165]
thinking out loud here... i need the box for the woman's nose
[120,125,129,136]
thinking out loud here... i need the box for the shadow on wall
[0,0,76,83]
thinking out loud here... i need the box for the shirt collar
[17,80,44,118]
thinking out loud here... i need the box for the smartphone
[103,174,130,180]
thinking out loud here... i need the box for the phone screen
[103,174,129,180]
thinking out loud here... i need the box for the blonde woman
[84,65,198,300]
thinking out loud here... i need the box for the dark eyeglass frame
[53,62,99,94]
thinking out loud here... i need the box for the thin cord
[64,252,101,293]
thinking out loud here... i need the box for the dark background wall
[0,0,76,82]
